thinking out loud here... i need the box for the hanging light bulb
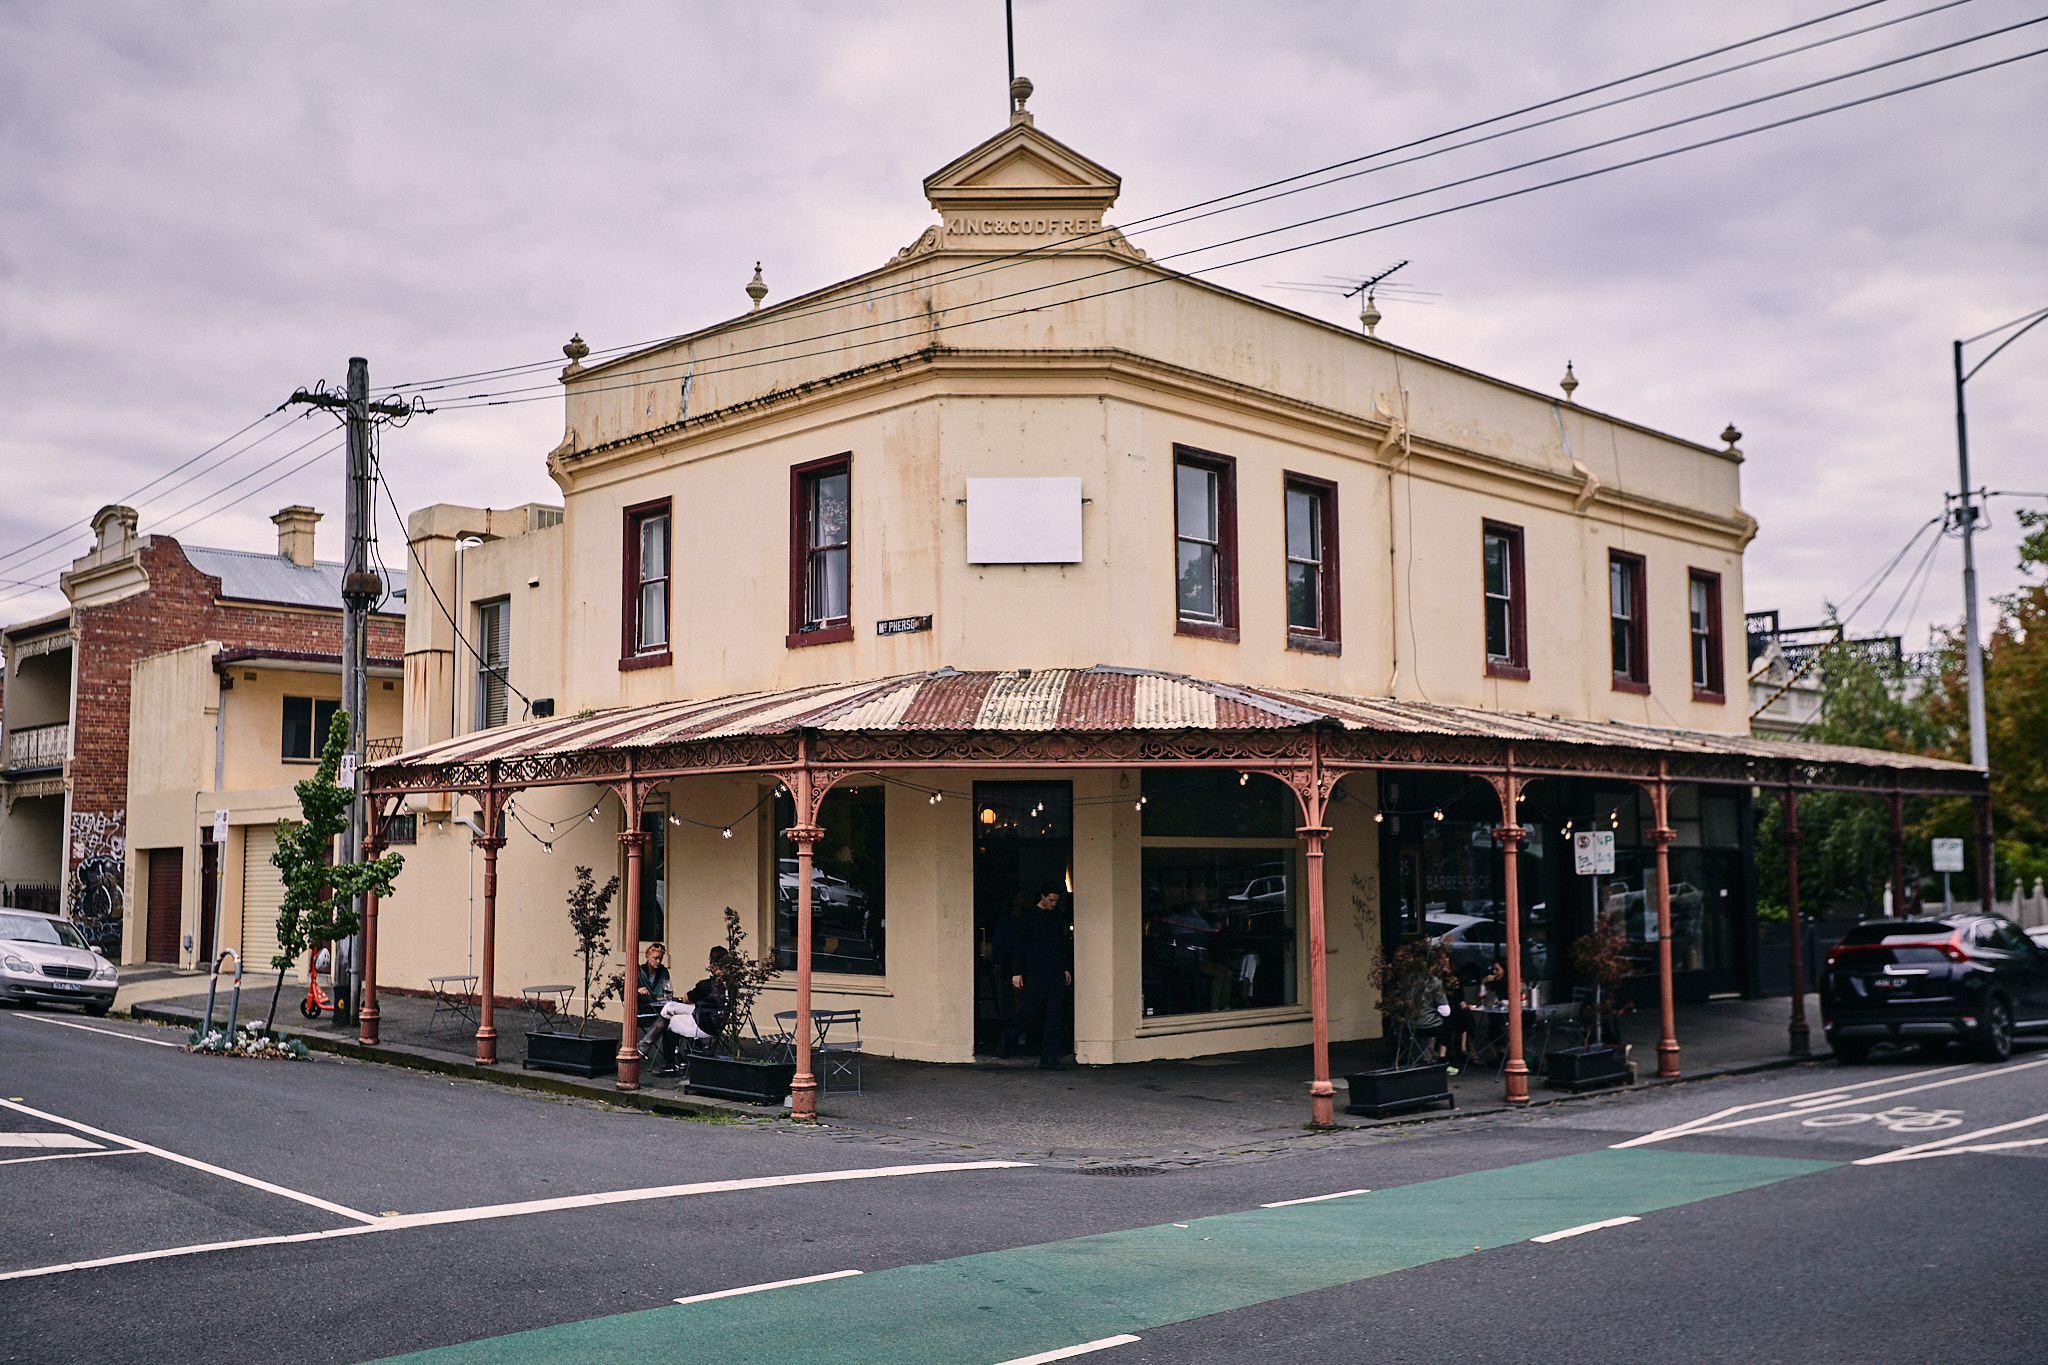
[548,822,556,834]
[587,810,597,823]
[1239,773,1249,786]
[722,827,733,839]
[542,842,553,854]
[1373,812,1385,824]
[668,813,681,826]
[1433,809,1445,821]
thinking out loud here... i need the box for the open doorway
[972,781,1071,1056]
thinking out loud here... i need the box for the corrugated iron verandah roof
[366,666,1984,798]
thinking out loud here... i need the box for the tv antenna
[1273,262,1435,338]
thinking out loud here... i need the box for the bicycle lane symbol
[1801,1106,1965,1133]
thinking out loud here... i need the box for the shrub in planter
[1547,901,1631,1091]
[523,865,626,1077]
[1345,1063,1455,1117]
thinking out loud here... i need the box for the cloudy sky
[3,1,2043,660]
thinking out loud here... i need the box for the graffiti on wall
[69,810,125,955]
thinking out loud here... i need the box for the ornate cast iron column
[1492,814,1531,1105]
[358,825,384,1047]
[1299,819,1336,1128]
[1887,790,1907,917]
[1782,787,1810,1056]
[616,825,649,1092]
[1647,772,1680,1079]
[473,785,506,1066]
[787,763,822,1122]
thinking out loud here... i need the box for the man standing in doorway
[1001,883,1073,1070]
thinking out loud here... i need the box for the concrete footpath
[124,970,1827,1162]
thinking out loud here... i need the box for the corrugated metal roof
[378,665,1976,779]
[181,545,406,613]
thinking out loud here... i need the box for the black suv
[1821,915,2048,1064]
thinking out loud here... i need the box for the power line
[383,0,1940,398]
[430,37,2048,414]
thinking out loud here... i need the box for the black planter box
[1545,1045,1628,1092]
[685,1055,796,1106]
[1344,1063,1454,1118]
[523,1031,618,1078]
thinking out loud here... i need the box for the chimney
[271,505,322,567]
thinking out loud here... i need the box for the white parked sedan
[0,910,118,1015]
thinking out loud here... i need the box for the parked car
[1425,914,1548,981]
[2028,925,2048,952]
[0,910,119,1015]
[1821,914,2048,1063]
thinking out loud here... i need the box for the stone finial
[1010,75,1034,124]
[1559,361,1578,402]
[1360,290,1382,338]
[746,262,768,312]
[1721,423,1743,451]
[560,332,589,379]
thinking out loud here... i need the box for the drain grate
[1069,1164,1167,1176]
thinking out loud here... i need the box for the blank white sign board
[965,477,1083,564]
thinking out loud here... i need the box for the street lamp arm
[1963,306,2048,383]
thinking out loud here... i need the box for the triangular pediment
[924,120,1120,213]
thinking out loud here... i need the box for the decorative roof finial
[1721,423,1743,452]
[1559,361,1579,402]
[560,332,589,379]
[1360,290,1382,338]
[1009,75,1034,124]
[746,262,768,312]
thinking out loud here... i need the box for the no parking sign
[1573,830,1617,877]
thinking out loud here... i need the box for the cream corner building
[376,92,1770,1069]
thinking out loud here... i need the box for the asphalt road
[3,1005,2045,1365]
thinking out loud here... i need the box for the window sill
[786,625,854,649]
[1612,678,1651,696]
[619,651,672,672]
[1176,620,1240,643]
[1692,687,1726,705]
[1485,660,1530,681]
[1137,1004,1310,1038]
[759,975,892,998]
[1287,634,1341,656]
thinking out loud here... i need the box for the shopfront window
[773,784,884,975]
[1140,770,1298,1018]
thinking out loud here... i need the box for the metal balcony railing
[364,736,403,762]
[5,723,68,772]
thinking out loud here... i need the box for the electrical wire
[422,35,2048,413]
[385,0,1944,398]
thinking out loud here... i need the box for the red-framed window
[1284,473,1339,652]
[1174,445,1238,642]
[1481,520,1528,680]
[1689,569,1726,702]
[620,498,672,670]
[1609,550,1649,694]
[788,454,853,647]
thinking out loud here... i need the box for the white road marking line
[996,1336,1142,1365]
[0,1150,142,1168]
[1613,1058,2048,1148]
[0,1159,1029,1282]
[1261,1188,1371,1207]
[1854,1111,2048,1165]
[0,1133,101,1148]
[15,1014,185,1048]
[674,1268,862,1303]
[0,1097,378,1225]
[1531,1215,1641,1243]
[1610,1067,1971,1148]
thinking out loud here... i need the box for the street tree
[261,709,405,1033]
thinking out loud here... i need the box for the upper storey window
[1284,474,1339,651]
[282,696,341,760]
[621,499,672,671]
[476,598,511,728]
[1610,551,1649,694]
[1174,446,1238,642]
[1482,521,1527,679]
[1689,569,1725,702]
[789,455,852,646]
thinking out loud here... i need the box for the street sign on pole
[212,809,228,844]
[1573,830,1617,877]
[1931,837,1965,874]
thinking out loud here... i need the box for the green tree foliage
[708,905,781,1057]
[262,709,405,1033]
[563,864,624,1036]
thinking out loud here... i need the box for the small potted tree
[682,907,792,1105]
[1347,933,1455,1118]
[524,866,625,1078]
[1547,905,1632,1091]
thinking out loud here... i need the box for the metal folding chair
[812,1008,863,1095]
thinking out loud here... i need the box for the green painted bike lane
[377,1147,1833,1364]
